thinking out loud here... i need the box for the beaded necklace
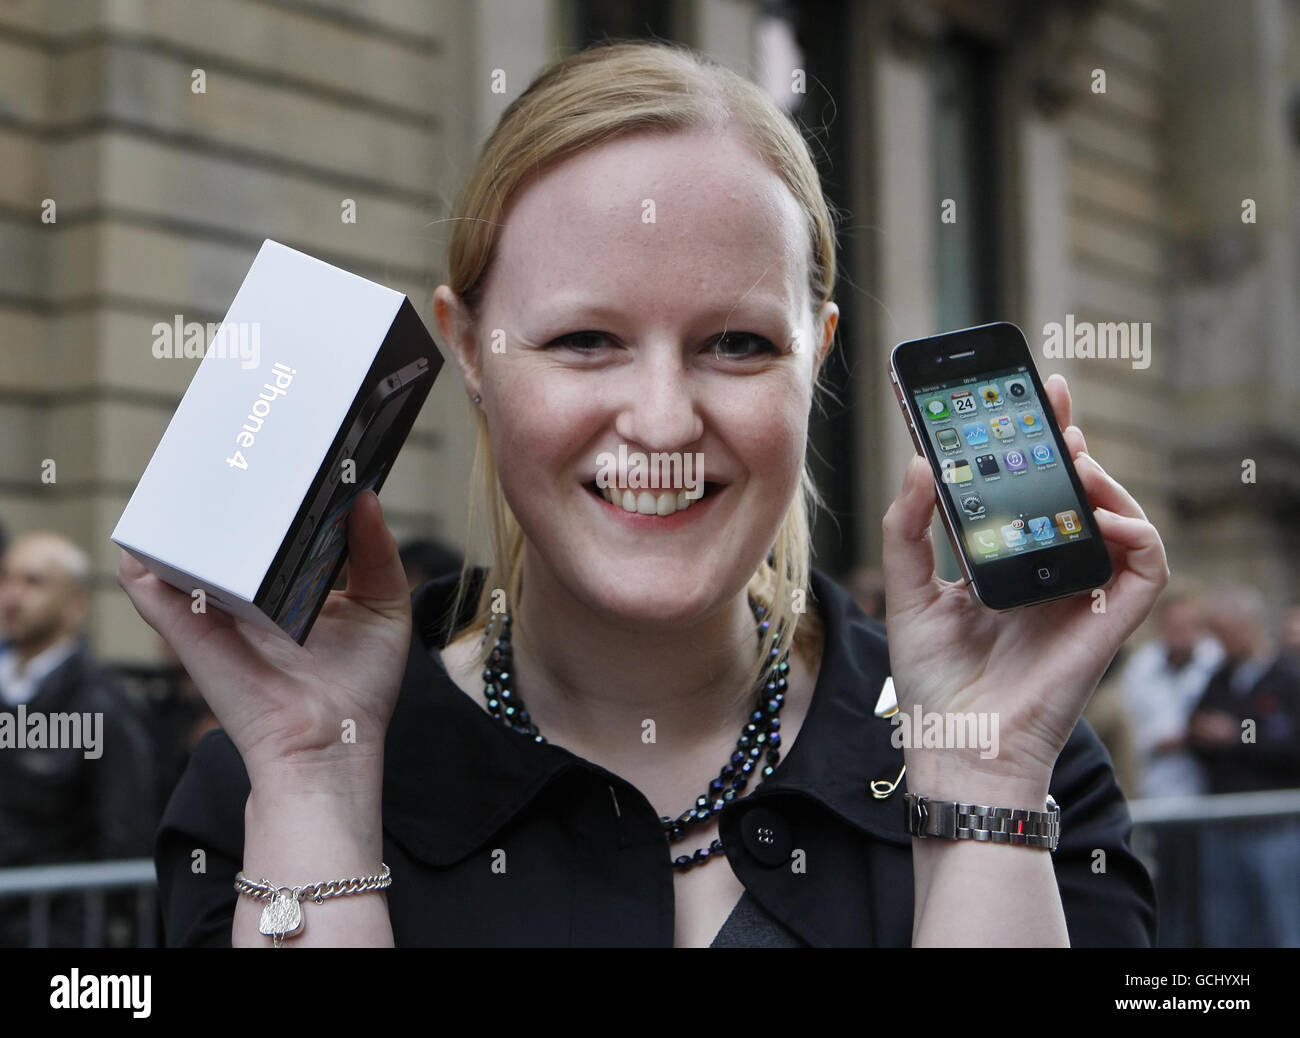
[478,598,790,870]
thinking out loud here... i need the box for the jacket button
[740,806,791,867]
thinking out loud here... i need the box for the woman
[120,40,1168,947]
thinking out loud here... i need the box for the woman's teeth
[598,485,701,515]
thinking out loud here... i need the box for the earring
[472,393,482,404]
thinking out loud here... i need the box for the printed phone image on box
[111,239,444,644]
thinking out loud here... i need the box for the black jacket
[1190,655,1300,794]
[0,636,157,946]
[155,568,1157,947]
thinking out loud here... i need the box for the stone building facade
[0,0,1294,660]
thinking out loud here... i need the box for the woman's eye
[544,330,779,357]
[710,332,779,358]
[546,331,610,351]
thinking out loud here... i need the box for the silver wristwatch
[904,792,1061,851]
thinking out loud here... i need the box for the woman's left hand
[881,373,1170,795]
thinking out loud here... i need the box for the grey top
[709,890,807,948]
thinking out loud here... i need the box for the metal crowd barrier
[0,859,158,948]
[2,790,1297,948]
[1129,788,1300,826]
[1128,788,1300,948]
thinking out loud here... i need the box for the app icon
[1004,449,1027,472]
[923,397,949,420]
[1028,516,1054,541]
[979,384,1002,408]
[1018,411,1042,433]
[1031,443,1055,464]
[963,423,989,447]
[960,493,985,518]
[1055,509,1081,535]
[973,530,998,554]
[951,390,977,416]
[1005,377,1029,401]
[975,454,1000,476]
[991,415,1016,440]
[940,457,973,484]
[1001,521,1027,548]
[936,428,961,452]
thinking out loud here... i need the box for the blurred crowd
[2,516,1297,947]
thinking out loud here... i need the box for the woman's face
[442,127,837,627]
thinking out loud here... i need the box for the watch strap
[904,792,1061,851]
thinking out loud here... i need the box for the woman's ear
[433,285,481,403]
[812,301,839,381]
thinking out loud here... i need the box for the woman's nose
[611,350,703,451]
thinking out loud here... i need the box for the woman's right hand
[116,489,412,789]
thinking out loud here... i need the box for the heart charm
[258,892,304,939]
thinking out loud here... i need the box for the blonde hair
[443,39,838,707]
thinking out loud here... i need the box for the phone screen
[909,365,1092,563]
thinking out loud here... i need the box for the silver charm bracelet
[234,863,392,946]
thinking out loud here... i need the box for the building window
[568,0,675,46]
[930,33,1003,331]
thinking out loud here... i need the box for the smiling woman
[130,38,1171,950]
[436,48,840,712]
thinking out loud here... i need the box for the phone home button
[1034,564,1059,587]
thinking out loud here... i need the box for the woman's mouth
[584,481,722,517]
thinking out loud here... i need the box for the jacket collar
[0,635,91,710]
[381,567,911,867]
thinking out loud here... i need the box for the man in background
[1122,588,1224,799]
[1190,588,1300,794]
[0,532,156,946]
[1188,587,1300,946]
[1120,586,1223,947]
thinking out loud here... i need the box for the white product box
[112,239,444,643]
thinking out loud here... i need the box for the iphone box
[111,239,443,644]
